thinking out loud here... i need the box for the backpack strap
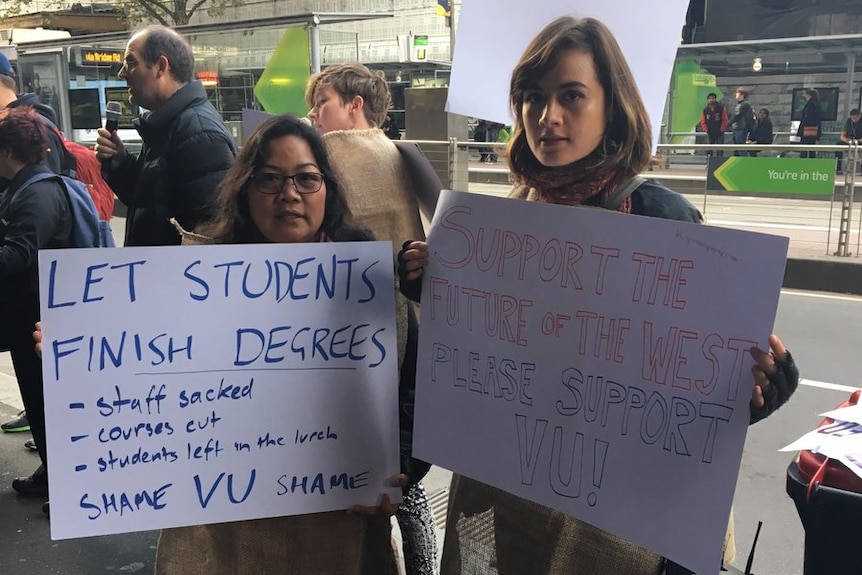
[20,171,103,248]
[601,175,646,211]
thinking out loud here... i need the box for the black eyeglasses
[249,172,325,195]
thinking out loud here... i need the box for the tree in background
[0,0,245,26]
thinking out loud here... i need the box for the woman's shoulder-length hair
[507,16,652,181]
[195,114,367,243]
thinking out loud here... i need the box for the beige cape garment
[321,128,426,248]
[322,128,429,371]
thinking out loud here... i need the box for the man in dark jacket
[836,108,861,173]
[96,25,236,246]
[700,92,728,157]
[730,87,755,156]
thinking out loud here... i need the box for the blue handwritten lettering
[47,259,145,309]
[79,483,172,519]
[193,470,256,508]
[97,421,174,443]
[178,377,254,408]
[97,446,178,472]
[276,471,369,495]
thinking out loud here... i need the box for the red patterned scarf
[522,157,636,213]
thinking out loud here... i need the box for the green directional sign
[707,157,836,195]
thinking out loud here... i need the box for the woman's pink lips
[539,136,568,146]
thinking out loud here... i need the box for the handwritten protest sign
[38,242,400,540]
[412,190,788,574]
[781,404,862,481]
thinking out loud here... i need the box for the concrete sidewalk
[0,400,160,574]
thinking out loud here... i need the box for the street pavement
[3,168,862,574]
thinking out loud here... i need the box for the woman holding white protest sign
[397,15,798,575]
[145,113,423,574]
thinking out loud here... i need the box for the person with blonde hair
[307,61,441,575]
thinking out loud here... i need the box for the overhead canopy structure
[678,33,862,59]
[677,33,861,115]
[14,12,395,72]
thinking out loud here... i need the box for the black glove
[397,240,422,302]
[749,350,799,425]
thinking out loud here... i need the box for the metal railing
[407,138,861,258]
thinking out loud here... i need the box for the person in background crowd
[95,24,236,246]
[836,107,861,174]
[700,92,728,157]
[0,49,65,440]
[473,119,490,162]
[747,108,774,156]
[397,16,799,575]
[730,87,756,156]
[485,121,504,162]
[797,88,821,159]
[306,61,440,575]
[382,113,402,140]
[0,107,72,517]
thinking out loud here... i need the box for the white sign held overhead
[447,0,689,151]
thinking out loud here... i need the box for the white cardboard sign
[448,0,689,152]
[412,190,788,574]
[39,242,400,540]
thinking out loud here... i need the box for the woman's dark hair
[0,106,48,165]
[805,88,819,101]
[507,16,652,181]
[196,114,367,243]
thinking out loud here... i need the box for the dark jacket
[628,179,703,222]
[107,81,237,246]
[750,117,774,145]
[841,117,862,143]
[0,94,64,191]
[797,98,821,143]
[730,99,755,134]
[700,103,727,137]
[0,163,71,308]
